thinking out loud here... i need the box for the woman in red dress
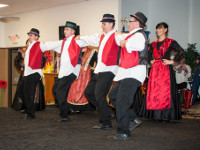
[140,22,184,121]
[67,47,97,111]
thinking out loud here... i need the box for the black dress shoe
[112,134,130,140]
[20,109,26,114]
[129,118,142,131]
[92,124,112,130]
[21,114,35,120]
[70,108,81,114]
[56,117,69,122]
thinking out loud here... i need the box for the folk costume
[109,12,148,137]
[140,38,184,121]
[80,14,121,127]
[20,28,48,118]
[12,49,45,111]
[50,21,88,120]
[67,48,97,112]
[67,48,97,105]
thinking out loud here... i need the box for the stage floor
[0,106,200,150]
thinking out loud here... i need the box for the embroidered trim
[102,17,115,20]
[84,49,97,71]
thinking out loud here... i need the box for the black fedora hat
[27,28,40,37]
[100,13,115,22]
[130,12,147,26]
[65,21,77,30]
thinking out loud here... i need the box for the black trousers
[52,73,76,118]
[22,73,41,118]
[177,82,187,90]
[85,72,114,126]
[109,78,141,136]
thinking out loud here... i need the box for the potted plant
[184,43,200,80]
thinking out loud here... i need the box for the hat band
[29,31,39,36]
[66,24,76,29]
[102,17,115,20]
[134,15,145,24]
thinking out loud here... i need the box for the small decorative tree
[184,43,200,76]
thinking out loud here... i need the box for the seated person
[174,56,191,90]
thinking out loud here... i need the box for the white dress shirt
[114,28,147,83]
[80,29,122,75]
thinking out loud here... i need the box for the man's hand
[22,53,25,58]
[21,67,24,71]
[75,35,81,40]
[120,40,126,47]
[116,31,123,35]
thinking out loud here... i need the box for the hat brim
[130,15,146,26]
[100,19,115,22]
[27,32,40,37]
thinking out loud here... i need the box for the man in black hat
[76,14,121,129]
[41,21,88,121]
[108,11,148,140]
[20,28,45,119]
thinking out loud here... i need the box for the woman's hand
[150,60,155,65]
[162,59,174,65]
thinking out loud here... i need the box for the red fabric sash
[28,42,43,69]
[146,38,174,110]
[60,37,81,67]
[99,33,119,66]
[119,34,139,69]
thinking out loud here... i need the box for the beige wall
[2,0,119,48]
[0,49,9,107]
[0,22,5,47]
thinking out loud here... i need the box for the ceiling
[0,0,88,16]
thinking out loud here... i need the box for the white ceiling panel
[0,0,88,16]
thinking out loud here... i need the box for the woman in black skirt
[140,22,184,122]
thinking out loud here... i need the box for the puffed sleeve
[170,41,184,62]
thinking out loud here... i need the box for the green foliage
[184,43,200,74]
